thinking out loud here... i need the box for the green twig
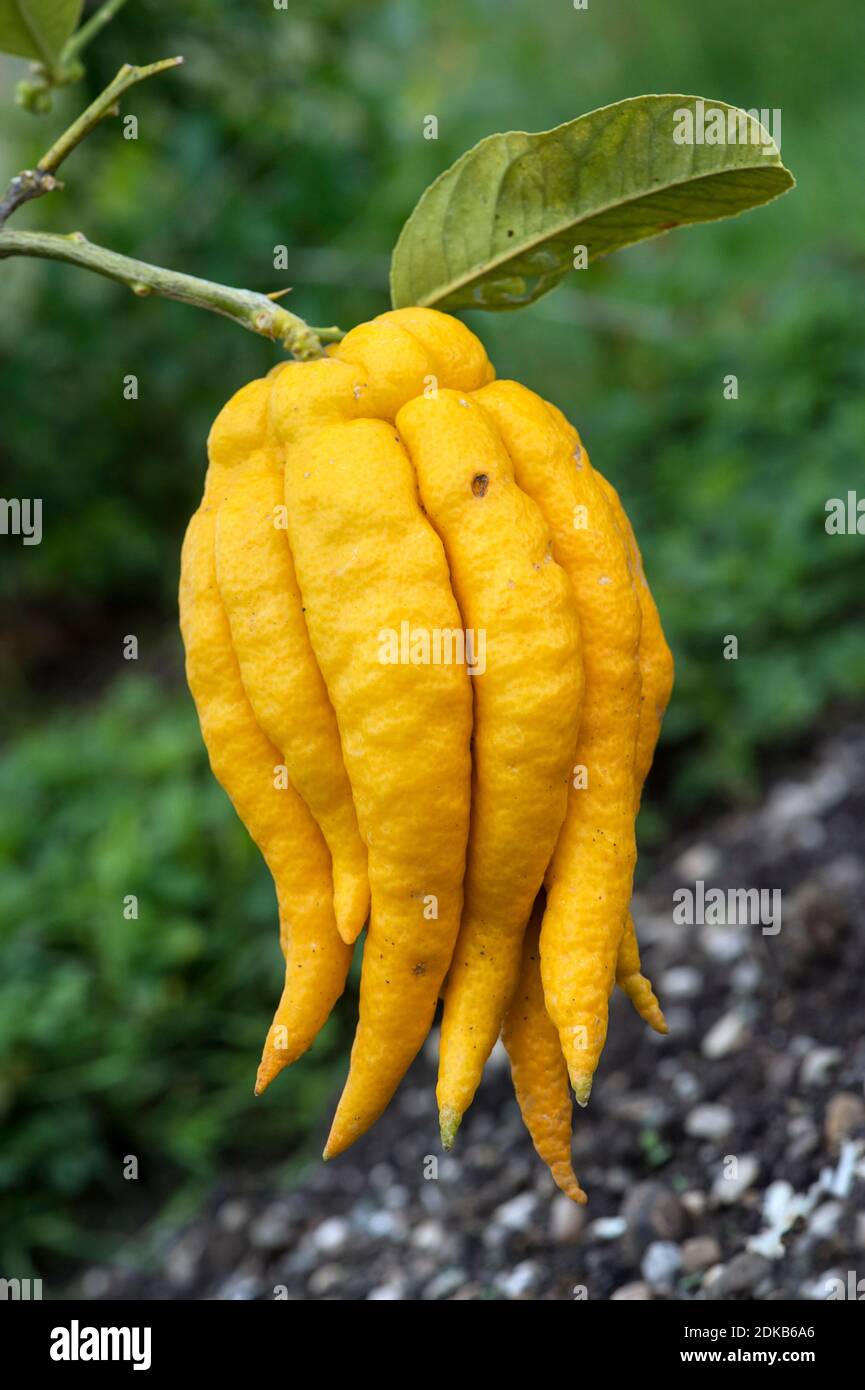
[1,59,184,224]
[0,52,343,357]
[0,228,344,358]
[37,57,184,177]
[62,0,130,67]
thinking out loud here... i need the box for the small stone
[367,1283,404,1300]
[766,1049,798,1092]
[681,1235,722,1274]
[822,854,864,896]
[809,763,849,811]
[307,1263,346,1296]
[799,1046,842,1089]
[685,1103,735,1141]
[495,1261,539,1298]
[623,1182,687,1260]
[312,1216,350,1255]
[712,1154,759,1205]
[383,1184,409,1210]
[164,1228,207,1290]
[670,1070,702,1103]
[250,1202,295,1251]
[601,1165,633,1194]
[609,1092,672,1127]
[824,1092,865,1152]
[702,1009,749,1059]
[660,966,703,1000]
[787,1115,819,1163]
[549,1193,586,1244]
[809,1201,844,1241]
[793,819,825,850]
[217,1199,250,1234]
[641,1240,682,1291]
[700,927,746,963]
[411,1219,446,1252]
[674,843,721,881]
[368,1162,396,1191]
[822,1139,860,1199]
[681,1190,708,1219]
[423,1267,467,1300]
[855,1213,865,1251]
[216,1273,264,1301]
[493,1191,537,1232]
[747,1179,808,1259]
[765,781,814,827]
[701,1263,726,1290]
[366,1209,405,1241]
[81,1268,112,1299]
[610,1281,653,1300]
[588,1216,627,1241]
[731,958,761,994]
[801,1269,847,1301]
[706,1251,773,1299]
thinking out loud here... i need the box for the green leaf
[0,0,83,66]
[390,95,795,313]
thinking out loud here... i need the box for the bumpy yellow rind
[215,455,369,945]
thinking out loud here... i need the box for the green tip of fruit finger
[570,1071,593,1108]
[439,1105,462,1150]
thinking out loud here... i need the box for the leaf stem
[62,0,130,67]
[0,228,344,358]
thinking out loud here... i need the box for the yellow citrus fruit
[179,309,672,1193]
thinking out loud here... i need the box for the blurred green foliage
[0,677,351,1272]
[0,0,863,1271]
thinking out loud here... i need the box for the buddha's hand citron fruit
[179,308,670,1196]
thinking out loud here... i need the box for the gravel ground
[81,725,865,1301]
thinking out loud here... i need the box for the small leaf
[0,0,83,66]
[390,95,795,313]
